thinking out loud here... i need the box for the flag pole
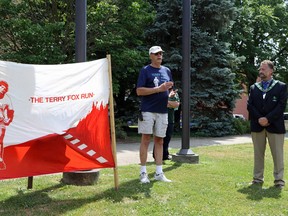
[107,54,119,190]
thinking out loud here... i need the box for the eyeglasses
[153,52,163,56]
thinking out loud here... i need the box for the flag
[0,58,115,180]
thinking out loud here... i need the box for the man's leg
[139,134,151,183]
[140,134,151,166]
[251,130,267,183]
[267,132,285,186]
[153,135,171,182]
[163,123,173,160]
[154,136,164,166]
[154,121,172,160]
[138,112,154,183]
[153,113,171,182]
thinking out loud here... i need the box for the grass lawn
[1,141,288,216]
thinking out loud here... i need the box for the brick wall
[233,92,249,120]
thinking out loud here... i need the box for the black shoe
[163,155,171,161]
[249,180,263,187]
[274,180,285,189]
[274,184,284,189]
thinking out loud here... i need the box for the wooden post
[107,54,119,190]
[27,176,33,189]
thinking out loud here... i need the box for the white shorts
[138,112,168,138]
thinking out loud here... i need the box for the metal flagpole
[172,0,199,163]
[107,54,119,190]
[62,0,101,185]
[75,0,87,62]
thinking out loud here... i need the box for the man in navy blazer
[247,60,287,189]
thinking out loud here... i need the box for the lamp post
[172,0,199,163]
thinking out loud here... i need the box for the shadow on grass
[0,162,182,215]
[237,185,282,201]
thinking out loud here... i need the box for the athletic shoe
[154,173,172,182]
[139,172,150,183]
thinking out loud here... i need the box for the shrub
[233,118,250,134]
[114,118,127,139]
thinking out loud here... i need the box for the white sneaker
[139,172,150,183]
[154,173,172,182]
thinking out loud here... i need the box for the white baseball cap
[149,46,164,55]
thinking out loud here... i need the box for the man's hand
[169,89,178,98]
[137,81,174,96]
[258,117,270,127]
[158,81,173,92]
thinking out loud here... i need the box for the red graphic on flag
[0,81,14,170]
[0,104,114,179]
[0,59,115,180]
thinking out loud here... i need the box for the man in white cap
[136,46,174,183]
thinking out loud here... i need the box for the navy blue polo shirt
[137,65,173,113]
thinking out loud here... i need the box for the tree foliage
[86,0,155,118]
[228,0,288,87]
[0,0,75,64]
[0,0,155,120]
[146,0,240,136]
[145,0,183,83]
[190,0,240,136]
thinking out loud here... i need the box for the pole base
[172,153,199,164]
[62,169,100,186]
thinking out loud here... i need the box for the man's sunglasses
[153,52,163,56]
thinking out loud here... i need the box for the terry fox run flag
[0,58,115,180]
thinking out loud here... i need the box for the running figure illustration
[0,81,14,170]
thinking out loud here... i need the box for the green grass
[1,142,288,216]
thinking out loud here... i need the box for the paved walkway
[116,134,255,166]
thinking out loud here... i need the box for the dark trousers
[153,123,174,159]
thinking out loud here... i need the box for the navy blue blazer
[247,79,287,133]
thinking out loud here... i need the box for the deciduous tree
[229,0,288,86]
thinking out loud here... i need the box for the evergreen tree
[146,0,240,136]
[191,0,240,136]
[145,0,182,83]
